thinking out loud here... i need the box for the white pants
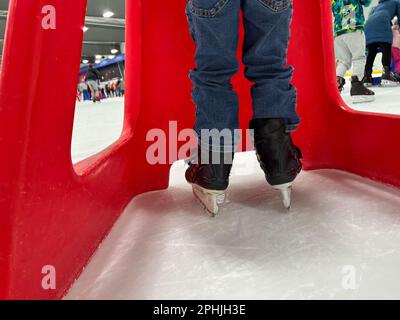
[334,30,366,79]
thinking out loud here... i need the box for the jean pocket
[188,0,230,18]
[257,0,291,13]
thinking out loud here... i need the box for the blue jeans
[186,0,299,152]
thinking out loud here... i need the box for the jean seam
[256,0,291,13]
[188,0,230,18]
[186,10,196,42]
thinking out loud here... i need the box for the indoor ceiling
[0,0,126,63]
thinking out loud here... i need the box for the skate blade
[351,95,375,104]
[380,80,400,87]
[192,185,226,217]
[273,182,292,211]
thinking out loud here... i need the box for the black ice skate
[350,76,375,103]
[250,118,302,210]
[185,147,233,216]
[362,70,373,87]
[381,67,400,87]
[337,76,345,92]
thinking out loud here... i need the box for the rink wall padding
[0,0,399,299]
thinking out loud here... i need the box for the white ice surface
[67,96,400,300]
[66,151,400,300]
[341,77,400,116]
[71,97,125,163]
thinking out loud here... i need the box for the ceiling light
[82,59,89,64]
[103,11,114,18]
[83,26,88,32]
[95,55,102,60]
[108,55,115,60]
[111,49,119,54]
[95,60,101,64]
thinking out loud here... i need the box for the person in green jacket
[332,0,376,103]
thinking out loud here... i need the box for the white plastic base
[66,153,400,300]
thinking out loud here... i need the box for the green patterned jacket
[332,0,372,37]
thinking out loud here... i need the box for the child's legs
[241,0,299,131]
[186,0,241,152]
[365,43,379,74]
[393,47,400,73]
[87,83,94,98]
[87,81,99,99]
[93,87,99,99]
[345,30,366,79]
[379,42,392,69]
[334,34,352,77]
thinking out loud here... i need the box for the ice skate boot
[250,118,302,210]
[337,76,345,92]
[381,67,400,87]
[185,147,233,217]
[362,69,373,87]
[350,76,375,103]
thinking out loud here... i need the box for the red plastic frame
[0,0,399,299]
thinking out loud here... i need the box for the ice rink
[71,97,125,163]
[341,77,400,115]
[67,97,400,299]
